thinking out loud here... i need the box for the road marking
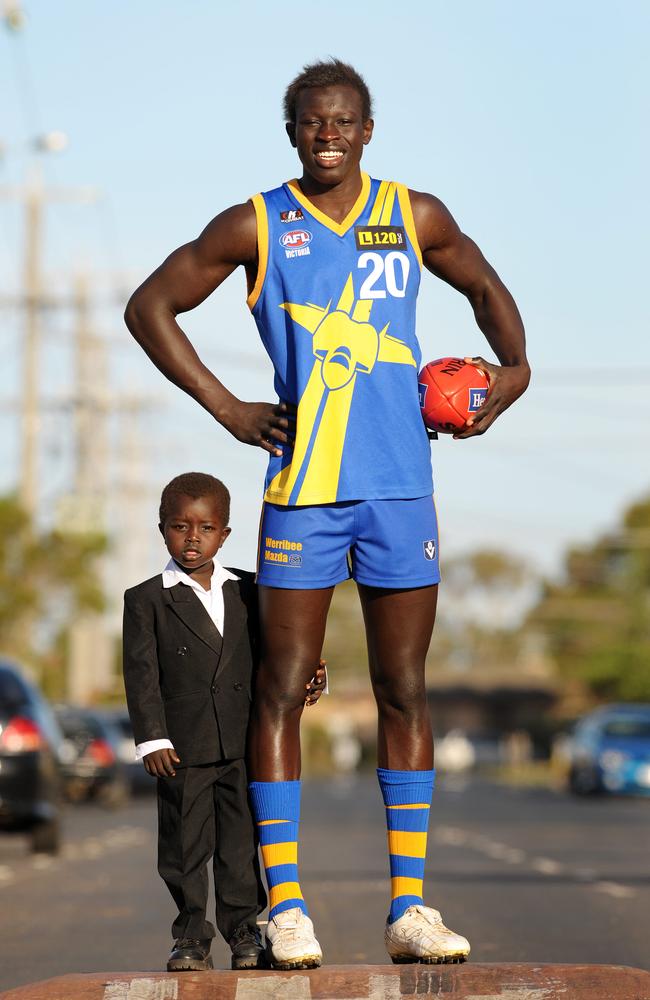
[593,880,636,899]
[0,864,15,884]
[31,855,55,870]
[531,857,564,876]
[2,824,153,889]
[235,975,311,998]
[308,879,386,893]
[501,847,527,864]
[433,825,469,846]
[433,825,637,900]
[482,841,527,864]
[104,979,178,1000]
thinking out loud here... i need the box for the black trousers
[157,758,266,942]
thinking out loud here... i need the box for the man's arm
[124,202,290,456]
[411,191,530,438]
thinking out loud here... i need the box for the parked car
[54,705,129,808]
[0,660,63,853]
[102,707,154,794]
[568,703,650,796]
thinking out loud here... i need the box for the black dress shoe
[167,937,213,972]
[229,923,265,970]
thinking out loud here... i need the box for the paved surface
[0,776,648,991]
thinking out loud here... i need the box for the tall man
[125,59,530,969]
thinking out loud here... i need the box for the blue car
[568,703,650,796]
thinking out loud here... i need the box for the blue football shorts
[256,496,440,590]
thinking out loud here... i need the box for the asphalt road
[0,775,648,990]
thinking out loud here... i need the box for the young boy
[122,472,325,972]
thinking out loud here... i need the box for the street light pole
[20,165,43,518]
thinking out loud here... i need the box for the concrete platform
[2,964,649,1000]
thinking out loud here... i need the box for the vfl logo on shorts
[280,229,312,259]
[468,388,487,411]
[423,539,436,561]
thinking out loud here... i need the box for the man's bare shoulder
[196,199,257,267]
[408,188,460,253]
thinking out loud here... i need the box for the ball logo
[467,388,487,412]
[418,382,428,409]
[280,229,312,249]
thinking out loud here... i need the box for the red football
[418,357,490,433]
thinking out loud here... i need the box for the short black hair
[159,472,230,526]
[283,58,373,124]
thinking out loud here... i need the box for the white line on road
[593,881,636,899]
[433,825,637,900]
[530,857,564,876]
[0,864,15,884]
[1,824,153,889]
[31,854,55,869]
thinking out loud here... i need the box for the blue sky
[1,0,648,590]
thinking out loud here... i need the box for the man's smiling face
[287,84,373,186]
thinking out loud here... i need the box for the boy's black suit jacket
[122,569,258,766]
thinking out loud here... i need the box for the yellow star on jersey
[265,273,416,505]
[280,272,416,389]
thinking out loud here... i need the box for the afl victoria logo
[280,229,312,249]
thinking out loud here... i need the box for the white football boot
[385,904,470,964]
[265,907,322,970]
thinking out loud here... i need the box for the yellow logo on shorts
[264,536,303,564]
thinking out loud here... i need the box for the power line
[533,369,650,387]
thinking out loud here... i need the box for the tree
[0,495,106,696]
[527,494,650,702]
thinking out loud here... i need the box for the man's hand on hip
[219,400,296,457]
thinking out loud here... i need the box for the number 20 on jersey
[354,224,411,299]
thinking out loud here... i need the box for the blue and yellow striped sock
[249,780,307,920]
[377,767,435,924]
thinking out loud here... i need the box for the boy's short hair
[283,58,373,123]
[159,472,230,525]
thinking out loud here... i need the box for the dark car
[54,705,129,808]
[103,708,154,794]
[0,661,63,853]
[568,703,650,796]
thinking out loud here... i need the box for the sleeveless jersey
[247,172,433,506]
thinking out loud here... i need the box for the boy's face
[160,494,230,573]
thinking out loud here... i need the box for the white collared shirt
[134,558,240,760]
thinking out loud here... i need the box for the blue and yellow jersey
[248,173,433,506]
